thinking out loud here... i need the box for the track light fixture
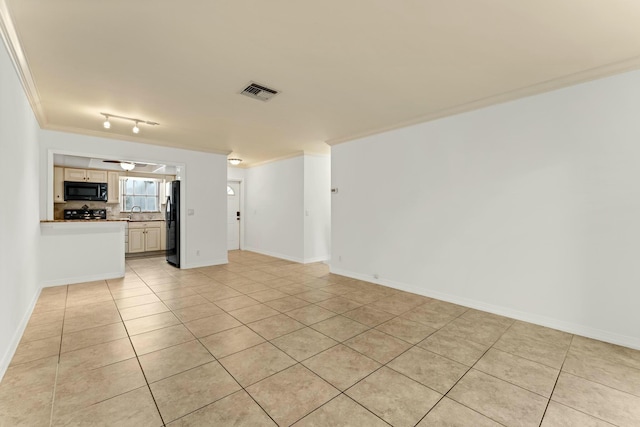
[99,112,159,135]
[102,114,111,129]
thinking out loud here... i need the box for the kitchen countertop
[41,219,165,223]
[41,219,128,223]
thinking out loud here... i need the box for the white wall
[0,38,41,378]
[304,155,331,262]
[332,69,640,349]
[39,131,229,269]
[40,222,125,286]
[245,156,305,261]
[227,166,245,181]
[244,155,331,263]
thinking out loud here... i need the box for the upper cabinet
[87,170,108,182]
[54,166,65,203]
[107,172,120,203]
[64,168,108,183]
[159,175,176,205]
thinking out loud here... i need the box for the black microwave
[64,181,108,202]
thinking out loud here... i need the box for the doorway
[227,181,241,250]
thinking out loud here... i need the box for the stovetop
[64,208,107,220]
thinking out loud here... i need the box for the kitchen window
[120,177,160,212]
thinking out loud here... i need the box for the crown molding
[327,54,640,146]
[246,151,304,168]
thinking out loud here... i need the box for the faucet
[129,206,142,220]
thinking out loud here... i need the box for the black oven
[64,181,108,201]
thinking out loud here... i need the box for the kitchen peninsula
[40,220,126,286]
[42,156,176,286]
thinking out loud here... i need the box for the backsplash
[54,201,166,220]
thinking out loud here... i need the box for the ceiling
[2,1,640,166]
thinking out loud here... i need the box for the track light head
[132,121,140,134]
[102,115,111,129]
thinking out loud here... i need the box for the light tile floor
[1,251,640,426]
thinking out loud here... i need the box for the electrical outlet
[196,250,200,256]
[338,255,342,262]
[373,273,379,279]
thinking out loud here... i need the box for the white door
[227,181,240,250]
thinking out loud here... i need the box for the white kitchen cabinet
[128,228,145,253]
[146,227,161,251]
[107,172,120,203]
[64,168,87,182]
[54,167,65,203]
[128,221,163,253]
[160,175,175,205]
[87,170,108,182]
[159,178,166,205]
[64,168,108,183]
[160,221,166,250]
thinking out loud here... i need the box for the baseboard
[182,257,228,269]
[330,266,640,350]
[0,287,41,382]
[303,255,330,264]
[40,271,124,287]
[244,247,305,264]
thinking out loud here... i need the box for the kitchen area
[41,154,182,286]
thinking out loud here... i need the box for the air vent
[240,82,279,102]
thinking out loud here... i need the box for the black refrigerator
[166,180,180,267]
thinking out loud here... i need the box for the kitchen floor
[1,252,639,426]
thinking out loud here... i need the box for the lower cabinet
[160,221,166,250]
[128,222,163,253]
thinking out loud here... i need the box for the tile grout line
[279,304,473,426]
[54,275,461,426]
[410,315,516,427]
[157,275,394,425]
[188,320,281,426]
[28,255,637,426]
[206,282,482,425]
[124,263,281,426]
[48,284,69,427]
[107,274,168,427]
[537,334,574,427]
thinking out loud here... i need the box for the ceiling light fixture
[102,114,111,129]
[120,162,135,171]
[228,158,242,166]
[99,112,159,135]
